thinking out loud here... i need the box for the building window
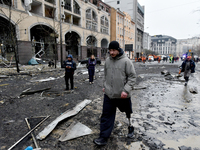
[101,16,109,34]
[86,9,98,32]
[117,1,120,4]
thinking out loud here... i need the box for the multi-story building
[110,8,135,59]
[0,0,111,64]
[136,2,144,58]
[151,35,177,56]
[176,37,200,56]
[143,32,151,50]
[103,0,144,58]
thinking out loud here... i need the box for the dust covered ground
[0,60,199,150]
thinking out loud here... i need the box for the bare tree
[0,2,30,72]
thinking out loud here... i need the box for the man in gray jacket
[93,41,137,146]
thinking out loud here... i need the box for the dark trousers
[184,77,189,82]
[100,94,132,138]
[65,72,74,90]
[88,68,95,82]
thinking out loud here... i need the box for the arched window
[100,16,109,34]
[86,35,97,47]
[86,9,98,31]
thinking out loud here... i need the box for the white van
[148,56,154,61]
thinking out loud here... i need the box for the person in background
[62,54,76,91]
[179,55,195,86]
[93,41,137,146]
[48,59,54,67]
[87,54,96,84]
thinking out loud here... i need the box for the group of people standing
[62,54,97,90]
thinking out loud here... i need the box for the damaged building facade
[0,0,110,64]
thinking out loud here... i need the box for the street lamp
[59,0,64,67]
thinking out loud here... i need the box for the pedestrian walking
[93,41,137,146]
[179,55,195,86]
[88,54,96,84]
[62,54,76,91]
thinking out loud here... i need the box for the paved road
[125,61,200,149]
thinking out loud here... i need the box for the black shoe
[93,137,107,146]
[184,82,187,86]
[127,126,134,138]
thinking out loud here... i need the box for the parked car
[79,57,101,65]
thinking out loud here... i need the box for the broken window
[73,15,81,26]
[0,0,12,6]
[0,16,16,62]
[45,5,56,19]
[64,0,71,11]
[64,13,71,23]
[100,16,109,34]
[86,9,98,31]
[92,0,97,6]
[86,36,97,47]
[73,0,80,15]
[65,31,80,59]
[30,25,57,60]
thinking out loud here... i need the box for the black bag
[86,63,89,69]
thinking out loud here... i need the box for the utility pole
[59,0,63,67]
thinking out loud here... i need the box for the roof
[151,35,177,42]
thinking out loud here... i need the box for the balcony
[30,1,43,16]
[64,13,71,23]
[73,16,81,26]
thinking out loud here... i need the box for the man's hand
[102,88,105,92]
[66,66,71,69]
[121,91,128,98]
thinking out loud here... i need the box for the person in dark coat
[62,54,76,90]
[88,54,96,84]
[48,59,54,67]
[179,55,195,86]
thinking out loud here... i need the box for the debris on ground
[59,122,93,141]
[189,87,198,94]
[8,116,50,150]
[20,87,51,96]
[36,99,92,140]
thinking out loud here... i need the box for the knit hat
[108,41,120,50]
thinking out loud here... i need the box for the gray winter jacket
[103,53,137,99]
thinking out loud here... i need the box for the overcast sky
[138,0,200,39]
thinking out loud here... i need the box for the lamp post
[59,0,63,67]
